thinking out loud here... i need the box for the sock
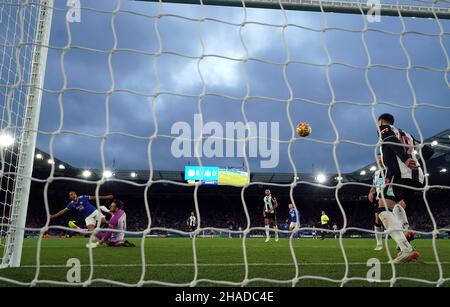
[374,225,383,246]
[393,204,410,230]
[274,225,279,240]
[265,225,270,239]
[378,211,412,252]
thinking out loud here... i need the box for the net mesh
[0,0,449,286]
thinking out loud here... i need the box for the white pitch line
[15,261,450,269]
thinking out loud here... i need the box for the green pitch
[0,237,449,287]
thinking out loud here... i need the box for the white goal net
[0,0,449,287]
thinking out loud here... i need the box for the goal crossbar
[137,0,450,19]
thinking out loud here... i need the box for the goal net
[0,0,449,287]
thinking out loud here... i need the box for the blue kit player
[288,203,301,239]
[50,191,114,231]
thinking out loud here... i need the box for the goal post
[0,0,54,268]
[137,0,450,19]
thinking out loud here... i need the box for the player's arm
[101,215,120,243]
[272,197,278,210]
[50,208,69,219]
[89,195,114,201]
[368,185,376,202]
[101,216,109,225]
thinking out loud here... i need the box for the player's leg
[393,199,410,231]
[395,179,422,243]
[85,211,98,232]
[264,217,270,242]
[109,241,124,247]
[377,180,419,264]
[289,223,300,240]
[189,225,195,238]
[85,209,104,232]
[272,217,279,242]
[107,239,134,247]
[393,198,415,243]
[374,213,383,251]
[108,240,136,247]
[124,240,135,247]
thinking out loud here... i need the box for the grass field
[0,237,449,287]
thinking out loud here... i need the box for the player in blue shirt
[288,203,300,239]
[50,191,114,231]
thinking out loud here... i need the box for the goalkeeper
[95,199,134,247]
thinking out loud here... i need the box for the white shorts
[289,222,299,230]
[85,210,104,227]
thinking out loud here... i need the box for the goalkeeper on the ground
[95,199,134,247]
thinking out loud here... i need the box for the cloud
[24,0,450,174]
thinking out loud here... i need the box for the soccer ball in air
[296,122,312,137]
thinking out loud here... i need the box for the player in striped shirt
[263,189,279,242]
[376,113,431,264]
[368,154,386,251]
[369,153,416,251]
[187,211,197,238]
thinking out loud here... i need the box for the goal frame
[138,0,450,19]
[1,0,54,268]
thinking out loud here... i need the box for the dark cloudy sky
[34,0,450,174]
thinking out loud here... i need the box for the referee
[320,211,330,240]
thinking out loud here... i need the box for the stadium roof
[30,129,450,185]
[352,128,450,182]
[429,129,450,159]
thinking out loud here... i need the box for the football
[296,122,312,137]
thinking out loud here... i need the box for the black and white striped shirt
[187,215,197,227]
[264,195,276,213]
[373,169,386,200]
[379,124,424,183]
